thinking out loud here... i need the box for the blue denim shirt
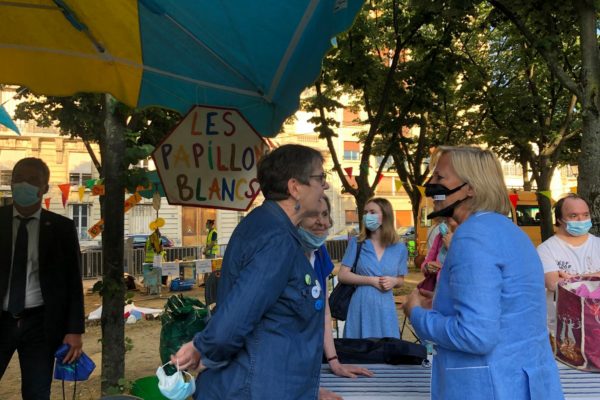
[193,200,325,399]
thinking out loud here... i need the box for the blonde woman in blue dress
[338,197,408,338]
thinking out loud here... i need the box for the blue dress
[341,237,408,338]
[193,200,324,399]
[410,212,564,400]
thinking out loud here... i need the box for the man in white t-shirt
[537,194,600,338]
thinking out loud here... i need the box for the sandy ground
[0,270,422,399]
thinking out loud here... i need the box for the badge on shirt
[311,285,321,299]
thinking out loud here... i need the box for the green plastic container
[131,376,169,400]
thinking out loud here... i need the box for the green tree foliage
[457,4,581,239]
[487,0,600,232]
[303,0,481,223]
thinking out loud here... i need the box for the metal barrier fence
[81,241,349,279]
[81,246,200,279]
[325,240,349,261]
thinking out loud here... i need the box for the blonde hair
[431,146,511,215]
[359,197,400,247]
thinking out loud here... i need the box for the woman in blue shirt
[338,197,408,339]
[297,195,373,399]
[172,144,330,400]
[403,146,563,400]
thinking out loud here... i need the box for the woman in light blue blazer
[404,146,564,400]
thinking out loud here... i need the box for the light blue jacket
[410,212,564,400]
[193,200,324,399]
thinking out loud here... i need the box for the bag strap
[351,241,363,274]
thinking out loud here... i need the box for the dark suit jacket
[0,205,85,347]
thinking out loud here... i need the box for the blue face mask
[297,227,327,251]
[565,220,592,236]
[12,182,41,207]
[363,213,381,232]
[156,363,196,400]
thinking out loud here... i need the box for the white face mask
[156,361,196,400]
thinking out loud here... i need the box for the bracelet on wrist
[327,355,338,362]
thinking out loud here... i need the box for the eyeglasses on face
[309,173,327,186]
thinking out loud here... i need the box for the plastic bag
[54,344,96,381]
[159,294,208,366]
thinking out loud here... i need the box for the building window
[129,204,154,234]
[501,163,523,177]
[375,156,394,171]
[345,210,358,225]
[566,165,578,178]
[70,172,92,187]
[343,108,361,127]
[70,204,90,239]
[0,170,11,186]
[343,141,360,161]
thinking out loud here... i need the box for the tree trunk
[100,94,127,394]
[355,189,373,231]
[573,0,600,235]
[537,166,555,242]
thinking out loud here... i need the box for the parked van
[415,190,549,256]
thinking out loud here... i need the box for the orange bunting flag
[78,186,85,202]
[570,186,578,194]
[44,198,51,210]
[58,183,71,208]
[124,193,142,213]
[509,193,519,209]
[91,184,105,196]
[88,219,104,238]
[343,167,353,178]
[88,193,143,238]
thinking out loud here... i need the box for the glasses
[309,173,327,186]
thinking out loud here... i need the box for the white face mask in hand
[156,361,196,400]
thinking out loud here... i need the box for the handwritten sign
[151,105,270,211]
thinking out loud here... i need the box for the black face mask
[424,181,467,200]
[427,198,467,219]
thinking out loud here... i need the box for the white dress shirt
[2,207,44,311]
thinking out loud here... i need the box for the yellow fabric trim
[0,0,143,106]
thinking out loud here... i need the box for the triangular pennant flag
[0,104,20,135]
[417,185,426,198]
[88,219,104,238]
[395,179,403,192]
[44,197,51,209]
[509,193,519,209]
[91,184,105,196]
[538,191,552,201]
[376,173,384,184]
[570,186,577,194]
[78,186,85,202]
[58,183,71,208]
[343,167,353,179]
[85,179,96,189]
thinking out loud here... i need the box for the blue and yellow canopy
[0,0,363,136]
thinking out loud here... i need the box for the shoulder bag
[329,240,363,321]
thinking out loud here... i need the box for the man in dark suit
[0,157,85,400]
